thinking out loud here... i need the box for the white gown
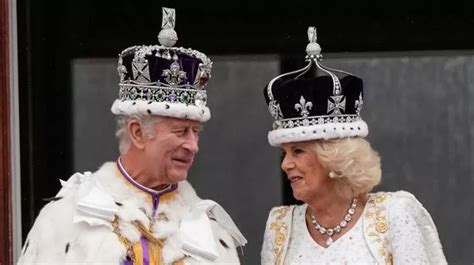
[285,204,377,264]
[261,191,447,265]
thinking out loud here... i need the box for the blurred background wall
[17,0,474,263]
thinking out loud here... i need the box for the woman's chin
[291,187,306,201]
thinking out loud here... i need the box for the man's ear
[128,119,146,150]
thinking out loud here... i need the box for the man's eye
[174,129,186,136]
[280,151,286,159]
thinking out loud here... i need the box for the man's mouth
[172,158,192,166]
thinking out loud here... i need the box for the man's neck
[119,154,169,191]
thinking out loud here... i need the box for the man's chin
[168,171,188,183]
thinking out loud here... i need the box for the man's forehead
[158,116,202,127]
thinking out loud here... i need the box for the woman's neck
[305,187,357,226]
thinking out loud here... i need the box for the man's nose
[183,131,199,154]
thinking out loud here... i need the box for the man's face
[143,117,202,184]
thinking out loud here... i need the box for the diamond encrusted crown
[111,7,213,122]
[263,27,369,146]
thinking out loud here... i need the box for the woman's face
[280,141,331,202]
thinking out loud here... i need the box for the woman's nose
[281,154,294,172]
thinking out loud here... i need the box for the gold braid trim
[365,193,393,265]
[112,215,136,262]
[269,207,290,265]
[133,220,165,247]
[112,215,185,265]
[135,220,186,265]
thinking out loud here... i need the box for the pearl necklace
[309,198,357,246]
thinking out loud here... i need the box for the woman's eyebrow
[279,146,291,153]
[291,143,305,149]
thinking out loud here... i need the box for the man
[18,7,246,264]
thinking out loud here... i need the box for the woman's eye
[293,148,304,155]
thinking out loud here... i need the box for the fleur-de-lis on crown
[162,61,187,86]
[355,92,363,116]
[295,96,313,118]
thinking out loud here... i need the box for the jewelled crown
[263,27,368,146]
[111,7,213,122]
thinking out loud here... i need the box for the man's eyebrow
[168,125,187,131]
[168,124,203,131]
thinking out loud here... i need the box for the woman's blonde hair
[311,137,381,198]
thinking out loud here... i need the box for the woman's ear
[128,119,146,150]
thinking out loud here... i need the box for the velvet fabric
[121,49,202,87]
[264,69,364,120]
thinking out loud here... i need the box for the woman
[260,27,447,265]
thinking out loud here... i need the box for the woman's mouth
[288,176,303,183]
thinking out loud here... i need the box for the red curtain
[0,0,13,263]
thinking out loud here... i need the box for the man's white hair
[115,114,161,154]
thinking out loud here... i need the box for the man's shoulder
[28,162,119,234]
[175,180,201,204]
[171,181,246,262]
[34,193,76,226]
[31,170,98,226]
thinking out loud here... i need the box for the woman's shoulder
[368,192,447,263]
[369,190,433,224]
[264,204,304,227]
[369,190,422,206]
[269,204,305,211]
[267,204,305,216]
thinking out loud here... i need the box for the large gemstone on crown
[156,90,166,101]
[168,92,177,102]
[180,92,190,104]
[198,74,209,87]
[194,91,207,107]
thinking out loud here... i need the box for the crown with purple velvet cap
[263,27,368,146]
[111,7,212,122]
